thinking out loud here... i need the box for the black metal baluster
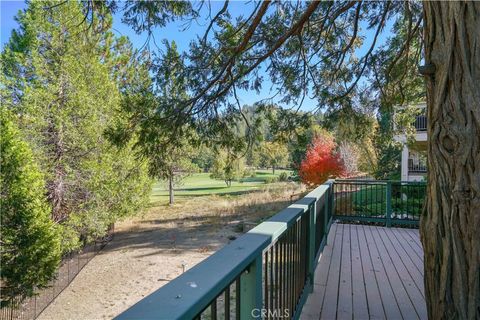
[292,221,297,313]
[236,278,241,320]
[278,236,282,318]
[281,234,286,315]
[275,241,280,318]
[264,250,269,319]
[269,246,274,318]
[288,226,293,316]
[225,285,230,320]
[211,297,217,320]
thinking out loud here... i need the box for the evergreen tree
[0,112,61,301]
[1,1,151,252]
[108,40,199,205]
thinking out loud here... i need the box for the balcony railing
[116,180,426,320]
[414,114,427,131]
[408,161,427,173]
[333,180,426,225]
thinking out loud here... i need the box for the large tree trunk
[420,2,480,319]
[168,175,174,205]
[46,78,67,222]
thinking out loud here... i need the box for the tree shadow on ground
[101,198,294,259]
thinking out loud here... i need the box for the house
[395,103,427,181]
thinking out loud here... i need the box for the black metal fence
[332,180,426,226]
[0,227,114,320]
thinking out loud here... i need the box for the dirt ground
[38,183,304,320]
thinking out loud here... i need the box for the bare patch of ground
[38,183,304,320]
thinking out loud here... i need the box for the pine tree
[1,1,151,252]
[0,111,61,301]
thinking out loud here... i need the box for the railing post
[386,182,392,227]
[321,181,334,245]
[324,188,329,236]
[240,256,262,319]
[308,202,315,291]
[328,182,334,229]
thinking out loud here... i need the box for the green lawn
[150,169,293,204]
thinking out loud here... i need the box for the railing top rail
[334,179,426,185]
[116,182,330,320]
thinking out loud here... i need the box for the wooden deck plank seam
[361,224,393,319]
[301,224,427,320]
[371,226,419,320]
[317,223,338,320]
[384,228,425,297]
[334,223,345,320]
[405,229,423,248]
[395,228,423,261]
[374,227,424,319]
[400,228,423,252]
[348,224,354,318]
[363,225,404,319]
[381,229,427,319]
[355,224,385,319]
[352,224,370,319]
[389,228,424,275]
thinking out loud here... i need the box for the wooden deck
[301,223,426,320]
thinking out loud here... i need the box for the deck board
[350,225,369,319]
[320,224,344,320]
[302,223,426,320]
[300,224,337,320]
[356,225,385,320]
[337,224,353,319]
[382,227,424,297]
[389,228,424,275]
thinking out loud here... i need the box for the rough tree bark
[168,174,174,205]
[46,78,67,222]
[420,2,480,319]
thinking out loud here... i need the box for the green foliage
[107,40,199,205]
[243,167,256,178]
[373,112,402,180]
[260,141,289,173]
[278,172,289,182]
[192,145,216,172]
[0,113,61,300]
[210,151,245,187]
[264,176,279,184]
[1,1,151,252]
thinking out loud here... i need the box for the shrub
[278,172,289,182]
[0,114,61,300]
[264,176,278,184]
[243,168,256,178]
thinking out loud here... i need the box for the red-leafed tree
[299,135,345,186]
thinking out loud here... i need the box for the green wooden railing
[116,179,425,320]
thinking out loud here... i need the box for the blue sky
[1,1,392,111]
